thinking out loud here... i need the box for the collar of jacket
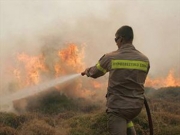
[118,43,135,50]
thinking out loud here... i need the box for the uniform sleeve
[147,61,150,74]
[85,55,110,78]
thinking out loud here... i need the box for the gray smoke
[0,1,180,110]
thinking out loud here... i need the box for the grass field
[0,86,180,135]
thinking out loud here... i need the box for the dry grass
[0,126,18,135]
[18,119,55,135]
[0,87,180,135]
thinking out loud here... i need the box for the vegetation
[0,87,180,135]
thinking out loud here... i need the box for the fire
[145,69,180,88]
[9,43,179,98]
[53,44,84,77]
[14,53,46,87]
[11,43,85,91]
[57,44,85,75]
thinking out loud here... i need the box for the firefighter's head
[115,26,134,47]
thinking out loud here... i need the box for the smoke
[1,1,179,74]
[0,1,180,111]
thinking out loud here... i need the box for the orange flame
[10,43,179,97]
[145,69,180,88]
[11,44,85,89]
[10,43,104,99]
[14,53,46,87]
[57,44,85,75]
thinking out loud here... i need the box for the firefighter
[81,25,150,135]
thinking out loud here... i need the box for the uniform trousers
[107,108,142,135]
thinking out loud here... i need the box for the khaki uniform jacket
[86,44,150,109]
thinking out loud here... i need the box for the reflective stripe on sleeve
[96,62,107,74]
[127,121,134,128]
[111,60,148,72]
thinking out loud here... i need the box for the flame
[14,53,46,87]
[9,43,105,100]
[9,43,179,98]
[57,44,85,75]
[145,69,180,88]
[11,43,86,92]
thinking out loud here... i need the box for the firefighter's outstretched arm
[81,55,109,78]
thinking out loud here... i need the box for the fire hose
[144,96,154,135]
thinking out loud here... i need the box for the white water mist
[0,73,81,109]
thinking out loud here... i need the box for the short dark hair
[116,26,134,42]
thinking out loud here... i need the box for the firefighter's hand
[81,71,86,76]
[81,69,89,76]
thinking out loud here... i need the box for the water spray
[0,73,81,106]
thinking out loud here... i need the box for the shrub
[0,126,18,135]
[153,112,180,125]
[134,110,149,134]
[67,112,109,135]
[0,112,19,128]
[14,90,101,115]
[152,87,180,102]
[19,119,55,135]
[24,91,78,114]
[157,126,180,135]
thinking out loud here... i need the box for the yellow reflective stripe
[127,121,134,128]
[111,60,148,72]
[96,62,107,73]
